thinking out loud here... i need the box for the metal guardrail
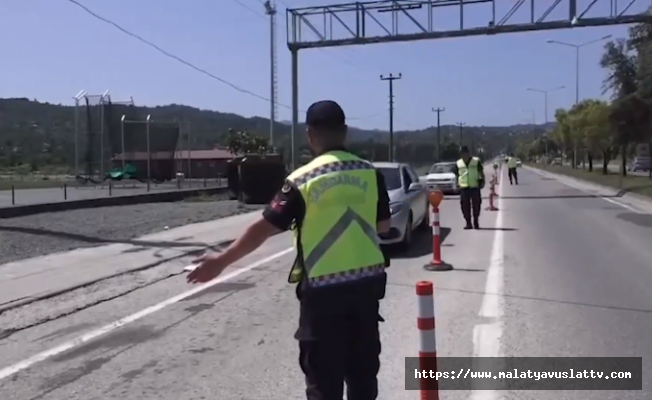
[0,184,230,219]
[0,178,227,208]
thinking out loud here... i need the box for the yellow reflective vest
[456,157,481,188]
[508,157,518,169]
[286,151,386,288]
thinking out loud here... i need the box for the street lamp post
[546,35,612,169]
[526,86,565,124]
[546,35,612,105]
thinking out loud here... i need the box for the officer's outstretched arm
[215,217,281,267]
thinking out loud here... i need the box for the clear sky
[1,0,647,131]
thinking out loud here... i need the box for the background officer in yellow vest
[453,146,485,229]
[507,152,519,185]
[187,100,392,400]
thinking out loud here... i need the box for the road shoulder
[0,211,262,312]
[524,164,652,214]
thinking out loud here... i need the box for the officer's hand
[186,253,229,284]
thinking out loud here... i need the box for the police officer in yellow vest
[187,100,391,400]
[507,152,519,185]
[453,146,485,229]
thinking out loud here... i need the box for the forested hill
[0,97,553,167]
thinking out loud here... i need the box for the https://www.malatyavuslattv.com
[415,368,633,381]
[404,357,642,390]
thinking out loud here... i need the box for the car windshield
[429,163,455,174]
[377,167,402,190]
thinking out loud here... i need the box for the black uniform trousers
[460,187,482,222]
[508,168,518,184]
[298,300,382,400]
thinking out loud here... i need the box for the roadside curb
[524,164,652,211]
[0,238,234,314]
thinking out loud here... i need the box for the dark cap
[460,145,470,153]
[305,100,346,129]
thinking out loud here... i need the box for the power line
[67,0,284,107]
[230,0,265,19]
[67,0,383,121]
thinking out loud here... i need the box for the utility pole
[264,0,278,148]
[432,107,445,161]
[456,122,466,147]
[380,73,401,162]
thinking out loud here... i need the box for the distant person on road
[453,146,484,229]
[507,153,519,185]
[187,100,391,400]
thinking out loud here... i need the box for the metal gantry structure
[285,0,652,169]
[264,0,279,148]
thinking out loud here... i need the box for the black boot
[464,219,473,230]
[473,218,480,230]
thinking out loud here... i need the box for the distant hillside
[0,98,551,168]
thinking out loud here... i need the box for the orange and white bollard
[486,176,499,211]
[417,281,440,400]
[424,191,453,271]
[431,206,442,264]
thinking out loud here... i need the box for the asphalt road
[1,166,651,399]
[0,179,226,207]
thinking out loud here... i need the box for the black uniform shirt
[262,148,390,318]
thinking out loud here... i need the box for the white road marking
[469,168,505,400]
[526,166,643,214]
[0,247,294,381]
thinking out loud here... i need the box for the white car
[425,162,459,195]
[374,162,429,249]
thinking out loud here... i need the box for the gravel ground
[0,200,264,265]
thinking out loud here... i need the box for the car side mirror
[407,182,423,192]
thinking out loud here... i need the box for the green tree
[224,129,269,156]
[600,38,647,176]
[551,108,572,159]
[567,100,613,173]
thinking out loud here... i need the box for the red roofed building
[112,147,284,180]
[112,147,236,179]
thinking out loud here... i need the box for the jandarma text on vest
[309,174,368,203]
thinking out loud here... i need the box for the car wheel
[398,213,413,251]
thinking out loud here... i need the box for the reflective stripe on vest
[508,157,518,168]
[303,207,383,287]
[457,157,480,188]
[287,152,386,288]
